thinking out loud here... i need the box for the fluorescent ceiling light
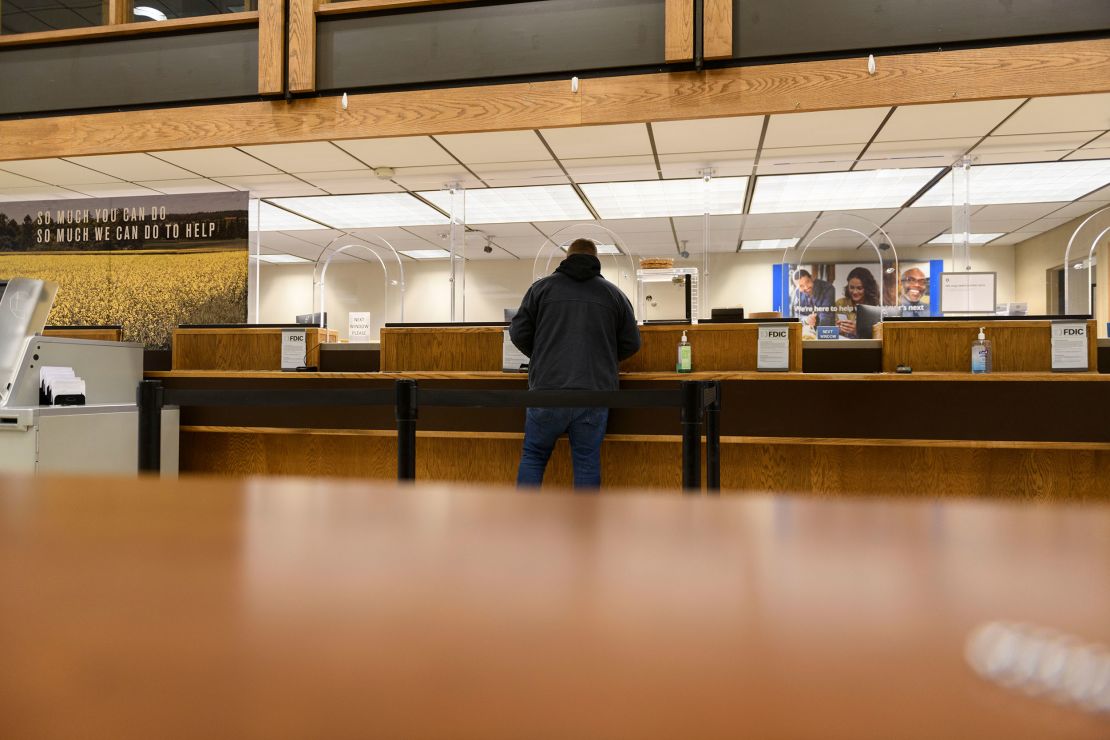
[272,194,449,228]
[250,201,322,231]
[417,185,592,224]
[740,238,800,251]
[560,243,623,255]
[400,249,452,260]
[254,253,310,264]
[133,6,167,21]
[750,168,941,213]
[580,177,748,219]
[927,233,1004,245]
[913,159,1110,207]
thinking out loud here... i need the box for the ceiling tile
[763,107,889,148]
[657,151,755,179]
[435,131,552,164]
[596,217,674,234]
[539,124,652,159]
[651,116,763,154]
[970,132,1100,165]
[876,99,1023,141]
[755,145,860,175]
[856,138,977,170]
[137,179,235,195]
[0,169,47,188]
[70,183,161,197]
[64,153,196,181]
[0,158,120,186]
[972,202,1068,230]
[885,206,953,228]
[334,136,457,168]
[0,187,87,202]
[274,228,343,247]
[296,170,403,194]
[469,161,568,188]
[216,174,327,198]
[389,165,485,190]
[1049,201,1110,220]
[239,142,366,173]
[150,147,281,178]
[563,155,659,183]
[994,93,1110,135]
[462,222,545,238]
[988,231,1040,246]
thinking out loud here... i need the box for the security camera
[679,250,690,259]
[483,244,493,254]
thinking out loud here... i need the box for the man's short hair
[792,268,812,282]
[567,238,598,256]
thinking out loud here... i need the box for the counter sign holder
[757,324,790,371]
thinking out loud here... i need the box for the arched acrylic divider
[532,224,638,316]
[312,234,406,338]
[1062,205,1110,316]
[779,214,899,338]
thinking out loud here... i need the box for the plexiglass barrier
[779,214,899,339]
[313,234,406,339]
[532,224,639,318]
[1062,205,1109,316]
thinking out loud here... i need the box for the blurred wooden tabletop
[0,475,1107,740]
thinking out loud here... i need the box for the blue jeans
[517,407,609,489]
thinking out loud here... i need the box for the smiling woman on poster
[834,267,881,338]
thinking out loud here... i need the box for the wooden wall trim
[703,0,732,60]
[288,0,320,93]
[664,0,693,62]
[258,0,285,95]
[0,11,259,48]
[1,38,1107,161]
[106,0,131,26]
[318,0,483,16]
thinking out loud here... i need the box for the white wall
[257,242,1023,338]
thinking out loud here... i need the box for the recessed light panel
[271,194,449,228]
[255,253,310,264]
[400,249,452,260]
[560,243,623,255]
[740,238,800,251]
[750,168,941,213]
[250,201,323,231]
[417,185,593,224]
[580,177,748,218]
[927,233,1004,245]
[913,160,1110,207]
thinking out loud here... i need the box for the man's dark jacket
[509,254,641,391]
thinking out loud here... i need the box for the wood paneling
[43,327,123,342]
[721,441,1110,502]
[172,327,337,371]
[319,0,482,15]
[703,0,732,60]
[380,327,503,372]
[620,323,802,373]
[106,0,130,26]
[378,324,803,373]
[5,38,1105,160]
[664,0,693,62]
[881,320,1097,373]
[0,11,259,48]
[288,0,320,93]
[181,428,684,488]
[258,0,285,95]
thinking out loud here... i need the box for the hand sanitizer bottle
[971,326,992,374]
[677,330,692,373]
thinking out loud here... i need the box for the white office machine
[0,278,178,476]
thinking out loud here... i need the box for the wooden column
[703,0,732,60]
[664,0,693,62]
[106,0,130,25]
[258,0,285,95]
[288,0,320,93]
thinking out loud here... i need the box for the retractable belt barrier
[137,379,722,492]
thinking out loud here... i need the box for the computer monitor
[855,304,883,339]
[295,312,326,327]
[503,308,518,323]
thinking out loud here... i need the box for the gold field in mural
[0,248,247,347]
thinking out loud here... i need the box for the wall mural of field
[0,192,249,348]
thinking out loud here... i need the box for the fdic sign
[1051,322,1089,372]
[757,324,790,371]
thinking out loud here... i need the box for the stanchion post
[705,381,721,493]
[137,379,163,474]
[395,379,418,481]
[680,380,702,493]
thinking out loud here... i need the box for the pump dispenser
[677,330,692,373]
[971,327,992,374]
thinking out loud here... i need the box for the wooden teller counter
[146,319,1110,500]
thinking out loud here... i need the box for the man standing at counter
[509,238,641,488]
